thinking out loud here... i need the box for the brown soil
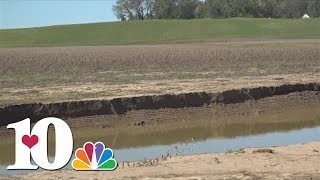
[64,90,320,129]
[1,90,320,136]
[1,40,320,106]
[1,83,319,127]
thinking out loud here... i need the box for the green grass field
[1,18,320,47]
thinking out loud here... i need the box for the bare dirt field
[1,39,320,107]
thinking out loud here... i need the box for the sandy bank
[2,142,318,180]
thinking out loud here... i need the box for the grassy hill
[1,18,320,47]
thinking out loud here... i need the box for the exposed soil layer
[1,90,320,150]
[1,83,319,127]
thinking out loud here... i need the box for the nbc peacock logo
[72,142,117,171]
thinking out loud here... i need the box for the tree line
[113,0,320,20]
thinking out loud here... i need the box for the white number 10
[7,118,73,170]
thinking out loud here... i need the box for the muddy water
[1,105,320,175]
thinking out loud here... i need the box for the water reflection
[1,105,320,175]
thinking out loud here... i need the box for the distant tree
[175,0,199,19]
[153,0,200,19]
[113,0,155,21]
[194,2,206,18]
[244,0,262,17]
[113,0,320,20]
[307,0,320,17]
[153,0,176,19]
[204,0,227,18]
[204,0,262,18]
[232,0,262,17]
[260,0,281,18]
[143,0,155,19]
[283,0,308,18]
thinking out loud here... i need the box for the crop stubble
[0,40,320,106]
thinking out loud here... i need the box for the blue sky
[0,0,118,29]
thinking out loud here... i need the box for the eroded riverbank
[1,90,320,177]
[1,83,320,127]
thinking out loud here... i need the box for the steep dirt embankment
[0,83,319,127]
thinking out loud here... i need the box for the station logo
[72,142,117,170]
[6,118,117,171]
